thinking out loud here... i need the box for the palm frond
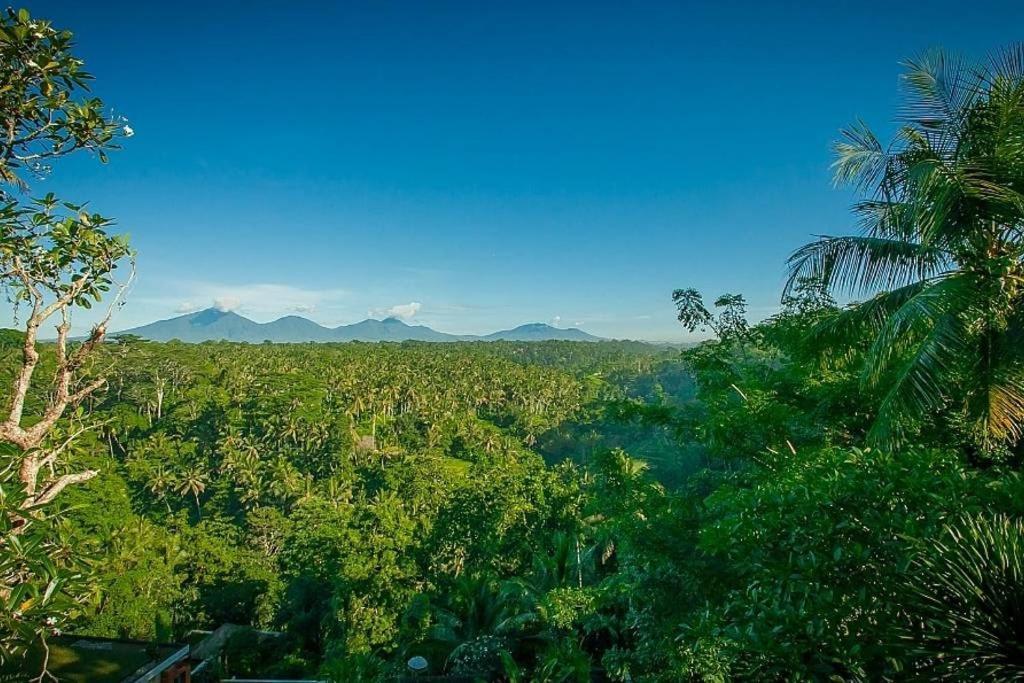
[971,312,1024,443]
[867,327,961,447]
[982,367,1024,443]
[865,274,973,385]
[867,278,976,446]
[984,43,1024,88]
[899,49,983,133]
[785,235,948,298]
[809,281,929,351]
[851,200,916,241]
[832,120,887,191]
[902,156,966,248]
[959,164,1024,217]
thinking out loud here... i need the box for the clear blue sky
[20,0,1024,340]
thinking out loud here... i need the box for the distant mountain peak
[483,322,600,342]
[190,307,235,325]
[116,310,604,343]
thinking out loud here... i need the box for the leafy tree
[787,46,1024,450]
[0,465,88,662]
[0,4,133,504]
[80,520,184,641]
[0,6,132,666]
[672,289,749,342]
[0,7,128,195]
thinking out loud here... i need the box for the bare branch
[18,419,111,497]
[2,256,133,457]
[26,469,98,508]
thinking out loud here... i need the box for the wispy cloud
[370,301,422,321]
[145,282,351,321]
[175,301,201,314]
[214,296,242,312]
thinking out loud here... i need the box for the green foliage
[16,285,1024,682]
[0,465,87,664]
[0,7,128,194]
[693,446,1022,679]
[3,16,1023,682]
[0,195,132,315]
[80,520,183,641]
[27,337,683,678]
[672,289,749,342]
[900,513,1024,680]
[788,46,1024,451]
[0,7,133,668]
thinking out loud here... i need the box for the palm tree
[426,575,536,678]
[786,46,1024,449]
[146,466,174,512]
[176,465,208,518]
[267,456,302,506]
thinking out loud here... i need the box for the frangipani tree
[787,46,1024,450]
[1,195,133,508]
[0,6,133,507]
[0,6,133,666]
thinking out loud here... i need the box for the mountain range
[116,308,604,343]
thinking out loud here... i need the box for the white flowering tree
[0,7,134,669]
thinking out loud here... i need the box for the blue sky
[19,0,1024,340]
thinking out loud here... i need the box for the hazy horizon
[114,302,623,338]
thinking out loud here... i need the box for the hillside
[482,322,601,342]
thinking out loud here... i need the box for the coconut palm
[175,465,208,518]
[426,575,538,678]
[146,466,174,512]
[786,46,1024,448]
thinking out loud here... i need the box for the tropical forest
[3,4,1024,682]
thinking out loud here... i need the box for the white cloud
[550,315,562,327]
[371,301,422,321]
[214,296,242,312]
[162,282,350,319]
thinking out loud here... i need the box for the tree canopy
[3,7,1024,682]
